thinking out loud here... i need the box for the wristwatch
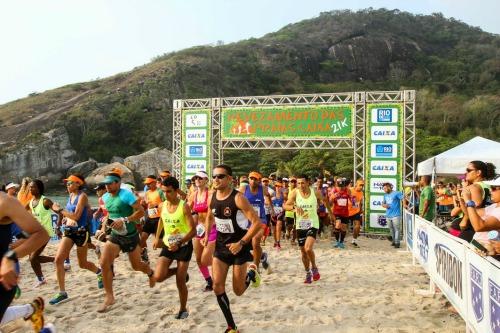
[466,200,476,208]
[239,239,247,246]
[4,249,18,262]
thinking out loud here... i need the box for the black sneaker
[261,252,269,270]
[175,310,189,319]
[394,243,401,248]
[141,248,149,263]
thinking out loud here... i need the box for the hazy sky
[1,0,499,105]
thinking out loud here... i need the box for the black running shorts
[64,228,90,247]
[109,233,140,253]
[214,242,253,266]
[297,228,318,247]
[160,241,193,262]
[142,217,159,234]
[285,216,295,227]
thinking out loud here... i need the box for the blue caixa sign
[189,145,204,157]
[375,144,393,157]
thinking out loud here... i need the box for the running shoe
[14,286,21,299]
[141,248,149,263]
[34,278,47,288]
[63,259,71,271]
[351,240,359,248]
[332,241,340,248]
[304,271,312,284]
[276,242,281,250]
[247,264,261,288]
[394,243,401,248]
[49,292,68,305]
[97,272,103,289]
[312,268,320,281]
[39,323,57,333]
[174,310,189,319]
[339,242,345,249]
[225,326,240,333]
[273,242,278,249]
[25,297,45,331]
[261,252,269,270]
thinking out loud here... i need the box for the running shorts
[285,216,295,228]
[195,224,217,242]
[297,228,318,247]
[336,216,350,225]
[214,242,253,266]
[109,233,140,253]
[142,217,159,234]
[349,213,362,224]
[160,241,193,262]
[63,227,90,247]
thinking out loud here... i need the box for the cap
[160,170,171,177]
[63,175,84,185]
[143,177,156,184]
[5,182,19,191]
[195,170,209,179]
[484,176,500,187]
[262,177,270,182]
[102,175,121,184]
[322,184,328,188]
[249,171,262,180]
[110,167,124,177]
[282,178,289,182]
[94,183,106,191]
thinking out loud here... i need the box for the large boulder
[110,156,124,164]
[124,148,172,185]
[84,162,134,188]
[67,159,98,178]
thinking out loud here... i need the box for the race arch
[172,91,416,234]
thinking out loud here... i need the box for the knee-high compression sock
[0,304,33,325]
[199,265,211,279]
[334,229,340,242]
[340,231,346,243]
[216,292,236,329]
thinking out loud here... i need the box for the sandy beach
[2,236,465,333]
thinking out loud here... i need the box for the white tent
[417,136,500,176]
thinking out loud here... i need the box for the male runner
[206,164,262,333]
[331,177,352,249]
[283,175,333,283]
[98,172,154,312]
[348,179,364,247]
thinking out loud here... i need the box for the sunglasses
[249,177,259,181]
[192,176,203,181]
[212,174,227,180]
[66,181,74,186]
[492,186,500,192]
[466,168,476,173]
[290,180,297,183]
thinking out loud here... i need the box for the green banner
[364,103,404,234]
[221,105,353,139]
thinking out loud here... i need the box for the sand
[2,236,465,333]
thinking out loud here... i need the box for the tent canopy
[417,136,500,176]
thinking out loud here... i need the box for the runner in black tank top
[206,165,264,333]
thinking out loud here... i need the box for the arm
[283,189,297,212]
[57,193,88,221]
[203,194,215,247]
[263,187,275,216]
[463,190,500,232]
[316,189,334,221]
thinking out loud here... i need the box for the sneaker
[39,323,57,333]
[141,248,149,263]
[339,242,345,249]
[273,242,278,249]
[276,242,281,250]
[312,268,320,281]
[174,310,189,319]
[14,286,21,299]
[304,271,312,284]
[332,241,340,248]
[225,327,240,333]
[351,240,359,248]
[49,292,68,305]
[203,284,213,292]
[394,243,401,249]
[25,297,45,331]
[261,252,269,270]
[34,278,47,288]
[97,272,103,289]
[63,260,71,271]
[391,242,396,247]
[247,264,261,288]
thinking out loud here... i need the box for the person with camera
[50,174,102,305]
[97,172,154,313]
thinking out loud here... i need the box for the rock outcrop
[124,148,172,185]
[0,128,78,187]
[67,159,98,177]
[84,162,134,188]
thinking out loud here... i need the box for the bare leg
[54,237,74,292]
[98,241,120,312]
[175,261,190,312]
[76,245,99,273]
[29,242,54,279]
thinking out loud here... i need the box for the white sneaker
[64,263,71,271]
[34,278,47,288]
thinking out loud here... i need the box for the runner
[5,182,19,198]
[262,177,274,245]
[239,171,273,271]
[151,176,196,319]
[283,174,333,283]
[140,175,165,263]
[330,177,352,249]
[26,179,56,287]
[314,177,329,239]
[271,181,285,249]
[348,179,364,247]
[50,174,102,305]
[188,170,216,292]
[0,190,53,332]
[284,177,297,244]
[98,172,154,312]
[207,164,262,333]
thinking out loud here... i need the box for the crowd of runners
[1,165,373,333]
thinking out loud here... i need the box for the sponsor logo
[434,243,463,298]
[369,213,388,228]
[185,114,208,127]
[371,143,397,158]
[185,160,207,173]
[370,126,398,141]
[417,226,429,263]
[224,207,232,217]
[370,160,398,176]
[186,129,207,143]
[489,279,500,333]
[186,145,206,158]
[370,195,385,211]
[470,264,484,322]
[370,178,398,193]
[371,108,398,123]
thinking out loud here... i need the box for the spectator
[382,183,405,248]
[419,175,436,222]
[436,181,453,214]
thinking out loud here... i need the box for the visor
[195,170,209,179]
[160,171,171,177]
[102,175,121,184]
[143,177,156,184]
[5,182,19,190]
[484,176,500,187]
[110,168,124,177]
[94,183,106,191]
[63,175,84,185]
[249,171,262,180]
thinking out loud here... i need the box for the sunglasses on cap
[212,174,227,180]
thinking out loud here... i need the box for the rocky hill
[1,8,499,183]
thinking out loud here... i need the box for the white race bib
[274,206,283,214]
[252,205,261,215]
[147,208,158,217]
[264,205,272,215]
[337,198,348,207]
[215,217,235,234]
[167,233,184,246]
[298,219,312,230]
[196,224,206,237]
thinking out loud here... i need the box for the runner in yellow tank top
[152,177,196,320]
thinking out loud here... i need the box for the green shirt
[419,185,436,221]
[103,189,137,236]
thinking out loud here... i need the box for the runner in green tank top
[283,174,333,284]
[151,177,196,320]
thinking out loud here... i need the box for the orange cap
[110,167,124,177]
[63,175,84,185]
[262,177,270,182]
[160,170,171,177]
[248,171,262,180]
[143,177,156,184]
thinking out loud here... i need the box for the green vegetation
[0,8,498,176]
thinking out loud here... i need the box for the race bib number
[196,224,205,237]
[147,208,158,217]
[252,205,261,216]
[337,198,348,206]
[274,206,283,214]
[167,233,183,246]
[215,217,235,234]
[298,219,312,230]
[264,205,272,215]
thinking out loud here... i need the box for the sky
[1,0,499,105]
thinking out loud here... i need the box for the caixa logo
[417,227,429,263]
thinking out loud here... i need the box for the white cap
[322,184,328,188]
[282,177,289,181]
[5,182,19,191]
[484,176,500,187]
[195,170,209,179]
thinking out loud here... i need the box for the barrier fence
[404,209,500,333]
